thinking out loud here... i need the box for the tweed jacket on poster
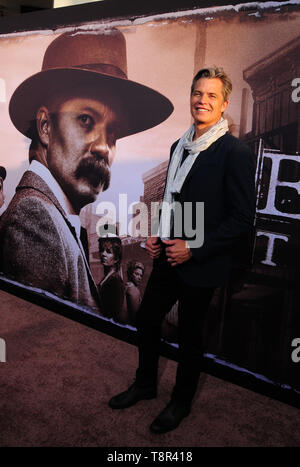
[0,170,100,313]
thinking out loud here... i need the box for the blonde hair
[191,67,232,102]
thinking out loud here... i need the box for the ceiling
[0,0,102,16]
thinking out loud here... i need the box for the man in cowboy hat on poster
[0,29,173,313]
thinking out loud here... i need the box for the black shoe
[108,383,157,409]
[150,401,190,434]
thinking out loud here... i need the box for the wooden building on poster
[243,36,300,155]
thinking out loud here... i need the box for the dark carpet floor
[0,288,299,448]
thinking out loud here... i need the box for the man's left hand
[162,239,192,267]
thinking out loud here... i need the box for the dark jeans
[135,256,215,408]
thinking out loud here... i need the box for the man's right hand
[145,236,162,260]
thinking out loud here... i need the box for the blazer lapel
[17,170,67,219]
[178,135,225,192]
[167,143,207,195]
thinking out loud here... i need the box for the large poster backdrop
[0,1,299,403]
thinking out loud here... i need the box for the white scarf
[158,118,228,238]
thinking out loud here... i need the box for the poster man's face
[190,77,228,130]
[45,95,122,211]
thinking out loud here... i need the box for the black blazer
[159,133,256,287]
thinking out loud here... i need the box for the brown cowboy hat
[9,29,173,139]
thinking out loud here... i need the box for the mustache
[75,156,111,191]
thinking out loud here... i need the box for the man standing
[109,67,256,433]
[0,29,173,313]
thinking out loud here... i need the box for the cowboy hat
[9,28,173,139]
